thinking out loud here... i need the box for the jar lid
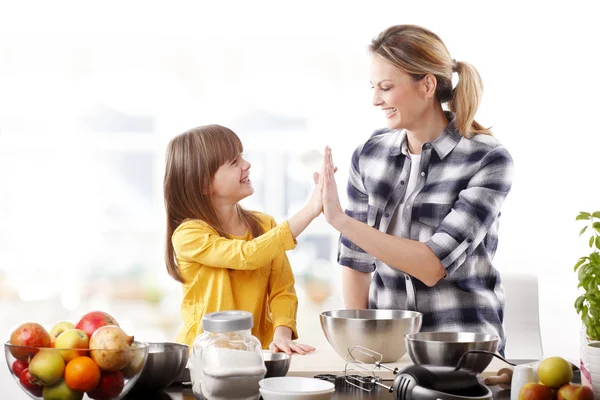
[202,310,254,332]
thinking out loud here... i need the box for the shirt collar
[391,111,461,160]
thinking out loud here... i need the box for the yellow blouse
[172,212,299,349]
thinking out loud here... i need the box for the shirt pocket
[418,202,453,228]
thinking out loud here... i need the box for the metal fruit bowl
[4,340,149,400]
[320,309,422,363]
[130,342,189,393]
[405,331,499,373]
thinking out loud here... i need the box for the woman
[321,25,513,354]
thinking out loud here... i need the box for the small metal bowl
[405,331,499,373]
[263,351,291,378]
[131,342,189,393]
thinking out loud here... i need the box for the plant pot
[580,324,599,389]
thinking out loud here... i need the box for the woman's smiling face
[370,54,428,131]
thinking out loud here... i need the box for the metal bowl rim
[146,341,190,353]
[404,331,499,344]
[320,309,423,321]
[262,350,291,361]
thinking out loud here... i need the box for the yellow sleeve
[172,220,296,270]
[267,218,299,340]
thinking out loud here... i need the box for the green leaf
[580,226,589,236]
[594,222,600,233]
[590,253,600,264]
[574,257,588,271]
[575,295,585,311]
[593,211,600,219]
[596,236,600,251]
[590,236,595,248]
[578,264,589,281]
[578,212,592,220]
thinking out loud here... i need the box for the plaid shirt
[338,113,513,352]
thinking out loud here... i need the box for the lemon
[537,357,573,388]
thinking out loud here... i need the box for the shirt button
[420,172,425,177]
[400,180,405,185]
[406,204,411,209]
[467,237,473,243]
[384,213,390,218]
[424,143,431,148]
[405,276,410,280]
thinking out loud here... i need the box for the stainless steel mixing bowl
[131,342,190,392]
[405,331,499,373]
[263,350,291,378]
[320,309,422,363]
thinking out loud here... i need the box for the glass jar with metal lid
[190,310,266,400]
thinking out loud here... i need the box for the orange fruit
[64,356,101,392]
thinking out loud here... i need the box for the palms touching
[321,146,344,226]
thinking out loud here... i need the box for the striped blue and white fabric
[337,112,514,353]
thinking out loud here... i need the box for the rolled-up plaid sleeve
[425,146,514,277]
[337,145,377,273]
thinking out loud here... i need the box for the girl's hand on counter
[269,326,316,355]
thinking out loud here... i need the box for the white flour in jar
[191,347,266,400]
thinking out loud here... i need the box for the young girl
[164,124,319,355]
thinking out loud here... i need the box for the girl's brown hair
[163,124,264,282]
[369,24,491,138]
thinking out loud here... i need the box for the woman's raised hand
[322,146,345,227]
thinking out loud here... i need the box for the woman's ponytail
[449,61,492,137]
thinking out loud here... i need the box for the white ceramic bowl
[259,377,335,400]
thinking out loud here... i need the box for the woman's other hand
[269,326,316,355]
[322,146,345,228]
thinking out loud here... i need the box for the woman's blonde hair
[163,124,263,283]
[369,24,491,137]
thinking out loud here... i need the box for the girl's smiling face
[370,54,429,131]
[210,153,253,204]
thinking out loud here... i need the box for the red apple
[519,382,554,400]
[19,368,43,397]
[87,370,125,399]
[75,311,119,339]
[9,322,52,361]
[12,359,28,377]
[557,383,594,400]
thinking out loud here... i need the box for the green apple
[42,379,83,400]
[49,322,75,340]
[55,329,89,362]
[29,349,65,385]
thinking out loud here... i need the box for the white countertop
[287,342,509,379]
